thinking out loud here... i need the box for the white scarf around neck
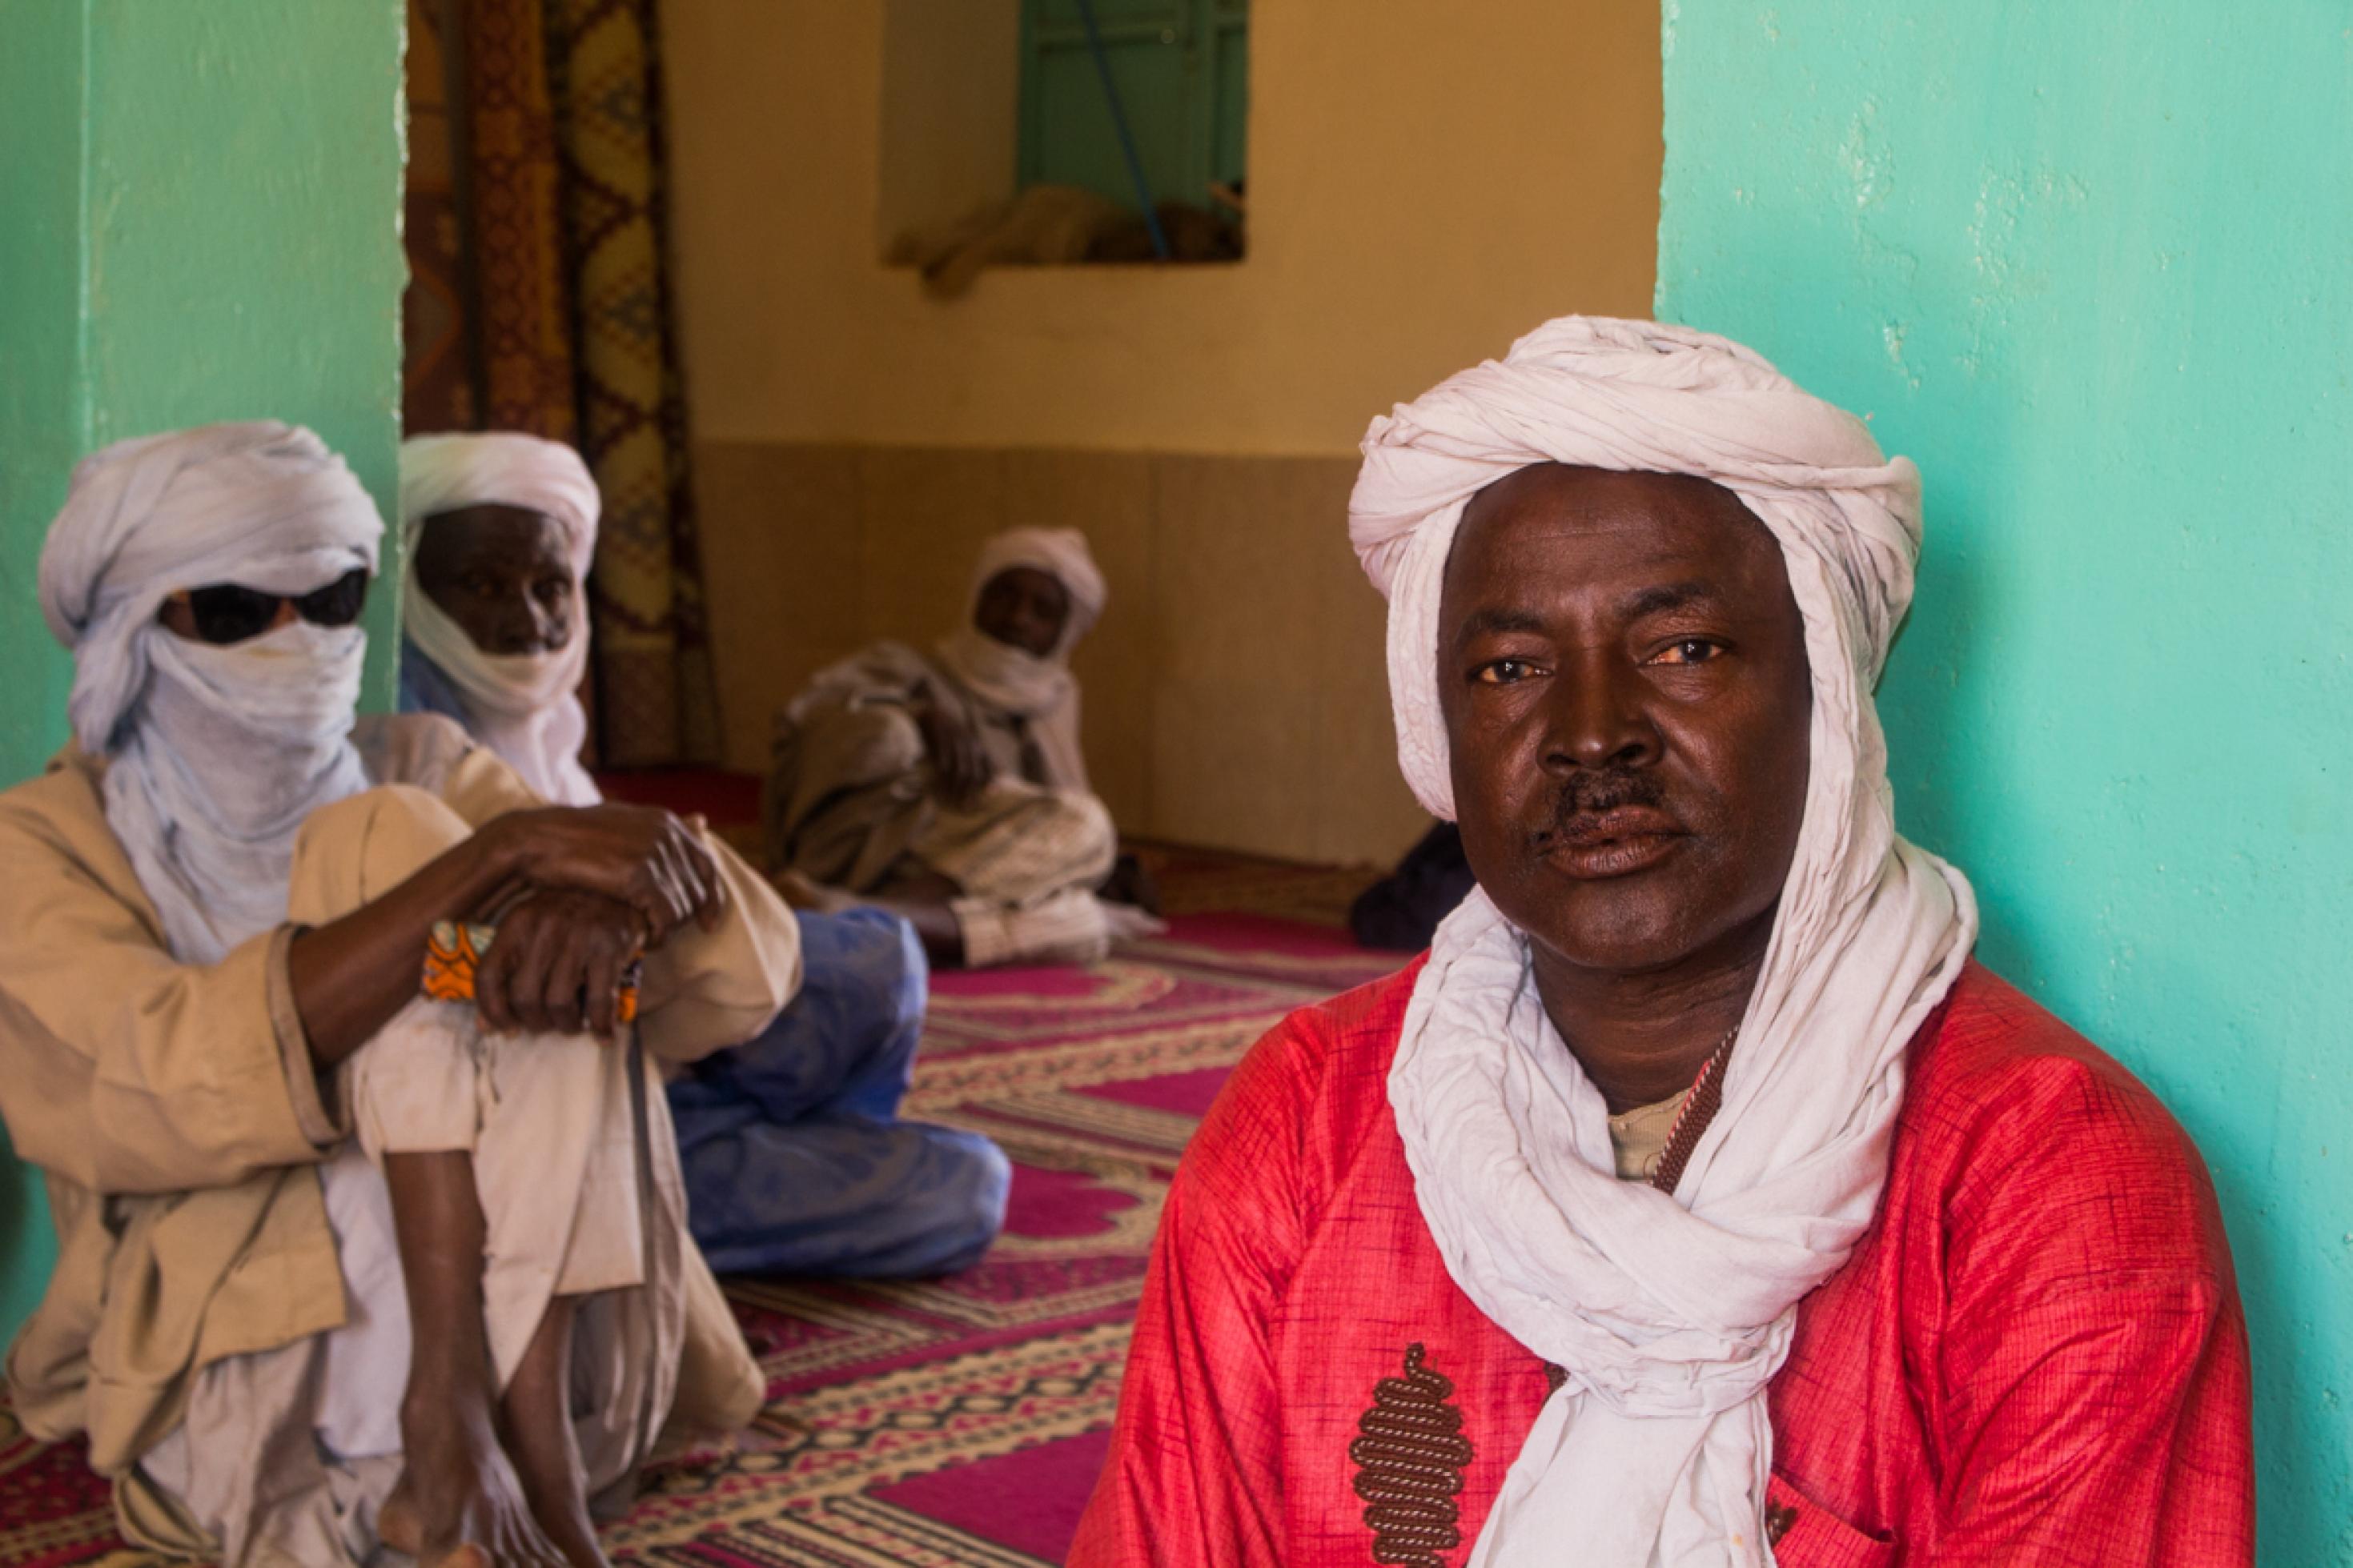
[1351,319,1978,1566]
[106,621,371,962]
[398,432,602,807]
[930,527,1106,792]
[403,574,596,805]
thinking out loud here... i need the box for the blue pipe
[1072,0,1172,259]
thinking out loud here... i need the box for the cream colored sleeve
[633,833,802,1065]
[434,738,548,828]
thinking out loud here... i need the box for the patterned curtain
[400,0,719,765]
[402,2,480,433]
[544,0,720,765]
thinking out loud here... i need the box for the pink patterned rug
[0,902,1397,1566]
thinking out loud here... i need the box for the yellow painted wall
[661,0,1662,458]
[874,0,1022,255]
[660,0,1661,863]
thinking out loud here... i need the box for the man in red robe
[1072,319,2252,1566]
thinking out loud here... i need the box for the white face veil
[398,432,601,807]
[930,526,1107,792]
[38,421,383,964]
[1349,319,1978,1566]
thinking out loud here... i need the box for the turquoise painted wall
[0,0,408,1339]
[1658,4,2351,1558]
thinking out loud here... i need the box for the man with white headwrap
[399,433,1009,1278]
[0,423,801,1567]
[764,527,1158,968]
[397,431,604,807]
[1074,319,2252,1566]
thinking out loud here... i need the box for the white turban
[931,526,1106,791]
[41,420,382,757]
[37,421,383,962]
[1352,316,1923,822]
[397,433,602,806]
[972,525,1108,652]
[397,431,599,575]
[1353,319,1977,1567]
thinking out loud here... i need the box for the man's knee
[1002,780,1114,868]
[357,999,628,1161]
[797,906,929,1021]
[1057,790,1118,884]
[964,780,1118,886]
[927,1129,1012,1272]
[287,784,474,925]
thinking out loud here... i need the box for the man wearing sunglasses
[0,423,803,1568]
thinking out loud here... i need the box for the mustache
[1530,769,1669,845]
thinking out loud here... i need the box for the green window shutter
[1017,0,1247,215]
[1207,0,1247,190]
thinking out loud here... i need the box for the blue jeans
[665,908,1010,1277]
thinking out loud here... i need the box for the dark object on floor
[1101,851,1164,916]
[1350,823,1475,952]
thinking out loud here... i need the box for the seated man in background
[765,527,1158,968]
[1074,320,2252,1564]
[400,433,1006,1278]
[0,423,803,1568]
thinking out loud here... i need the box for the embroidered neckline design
[1351,1342,1476,1567]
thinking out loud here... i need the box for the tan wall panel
[696,441,862,785]
[875,0,1022,254]
[1006,450,1158,832]
[853,447,1010,646]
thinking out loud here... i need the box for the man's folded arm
[435,740,806,1063]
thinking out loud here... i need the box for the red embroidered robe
[1071,961,2253,1567]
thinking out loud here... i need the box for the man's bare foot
[510,1464,609,1568]
[500,1297,612,1568]
[503,1414,609,1568]
[393,1398,571,1567]
[379,1474,424,1556]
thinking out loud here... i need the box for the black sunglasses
[176,567,371,646]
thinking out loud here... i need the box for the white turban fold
[397,432,602,806]
[40,421,382,758]
[974,526,1107,652]
[932,526,1107,792]
[1352,319,1977,1567]
[37,421,383,963]
[1352,316,1924,823]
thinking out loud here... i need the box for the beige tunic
[765,642,1118,966]
[0,715,799,1552]
[1606,1089,1692,1183]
